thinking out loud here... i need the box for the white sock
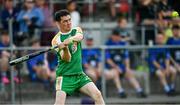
[164,85,170,92]
[170,84,175,90]
[118,88,124,93]
[136,88,142,93]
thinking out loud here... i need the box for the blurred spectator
[136,0,157,25]
[162,21,173,42]
[16,0,44,46]
[26,38,55,87]
[108,0,117,19]
[157,0,172,20]
[35,0,56,46]
[148,33,177,96]
[0,30,20,84]
[156,0,173,32]
[47,52,57,81]
[0,30,10,84]
[169,0,180,14]
[81,0,96,18]
[67,0,80,27]
[35,0,54,28]
[136,0,157,45]
[108,0,129,20]
[113,17,133,43]
[0,0,19,32]
[105,30,146,98]
[82,36,101,83]
[166,25,180,73]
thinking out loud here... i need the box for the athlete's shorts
[56,72,92,95]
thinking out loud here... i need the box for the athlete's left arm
[71,27,83,42]
[63,27,83,45]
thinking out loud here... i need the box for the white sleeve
[71,11,80,28]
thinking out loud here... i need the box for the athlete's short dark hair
[54,9,70,21]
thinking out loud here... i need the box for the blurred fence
[1,45,180,104]
[0,19,179,104]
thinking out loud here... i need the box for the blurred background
[0,0,180,104]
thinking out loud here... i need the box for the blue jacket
[148,47,170,73]
[17,7,44,33]
[166,37,180,63]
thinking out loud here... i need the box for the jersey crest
[71,42,78,54]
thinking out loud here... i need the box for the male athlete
[51,10,105,105]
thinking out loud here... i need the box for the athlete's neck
[60,29,72,34]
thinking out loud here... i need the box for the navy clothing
[17,7,44,33]
[47,53,58,71]
[0,8,19,31]
[82,49,101,69]
[148,47,170,73]
[26,53,45,81]
[105,39,129,72]
[106,39,127,46]
[0,42,9,48]
[166,37,180,63]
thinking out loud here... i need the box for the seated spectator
[16,0,44,46]
[66,0,80,28]
[82,36,101,83]
[47,52,57,81]
[105,30,146,98]
[26,38,54,87]
[166,25,180,73]
[113,17,135,43]
[148,33,177,96]
[0,30,20,84]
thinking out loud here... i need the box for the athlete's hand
[58,43,66,49]
[63,38,73,46]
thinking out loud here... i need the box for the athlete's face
[58,15,72,32]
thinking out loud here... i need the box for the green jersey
[51,27,83,76]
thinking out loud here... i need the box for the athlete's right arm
[51,34,71,62]
[51,33,66,51]
[60,46,71,62]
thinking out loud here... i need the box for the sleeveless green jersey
[51,27,83,76]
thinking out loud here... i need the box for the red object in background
[82,3,96,16]
[119,1,129,13]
